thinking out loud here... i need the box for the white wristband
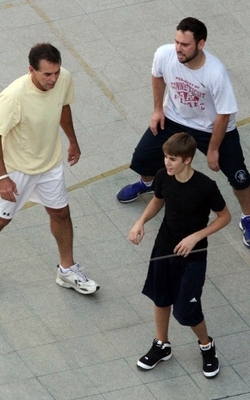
[0,174,9,180]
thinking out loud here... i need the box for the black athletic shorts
[142,246,206,327]
[131,117,250,190]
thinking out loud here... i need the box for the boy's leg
[155,305,171,343]
[138,248,174,370]
[137,305,172,370]
[172,259,219,378]
[191,319,220,379]
[190,319,209,344]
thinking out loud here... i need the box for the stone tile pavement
[1,0,250,399]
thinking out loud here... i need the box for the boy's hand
[174,233,199,257]
[128,222,144,245]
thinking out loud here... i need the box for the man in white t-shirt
[0,43,100,294]
[116,17,250,249]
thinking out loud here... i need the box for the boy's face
[164,153,191,176]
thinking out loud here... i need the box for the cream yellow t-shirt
[0,67,74,174]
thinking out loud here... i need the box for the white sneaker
[56,263,100,294]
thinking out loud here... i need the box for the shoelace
[74,264,89,284]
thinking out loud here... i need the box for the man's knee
[45,205,70,220]
[0,217,12,231]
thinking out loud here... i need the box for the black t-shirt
[154,168,226,260]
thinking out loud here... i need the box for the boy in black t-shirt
[129,132,231,378]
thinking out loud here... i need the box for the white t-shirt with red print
[151,44,238,133]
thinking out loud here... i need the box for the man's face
[29,59,61,91]
[175,30,203,64]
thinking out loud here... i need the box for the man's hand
[0,177,18,202]
[150,110,165,136]
[68,142,81,166]
[206,148,220,171]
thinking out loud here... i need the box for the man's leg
[116,119,184,202]
[219,131,250,223]
[45,205,73,268]
[116,123,164,203]
[233,187,250,246]
[0,217,12,231]
[233,187,250,215]
[46,205,100,294]
[192,127,250,248]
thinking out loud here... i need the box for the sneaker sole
[203,362,220,378]
[56,277,100,294]
[137,352,172,370]
[116,194,140,203]
[239,221,250,248]
[116,191,154,203]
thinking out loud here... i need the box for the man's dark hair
[28,43,61,70]
[162,132,197,162]
[176,17,207,44]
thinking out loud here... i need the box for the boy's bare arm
[128,196,164,245]
[174,206,231,257]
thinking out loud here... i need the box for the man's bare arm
[207,114,230,171]
[150,76,166,135]
[60,105,81,166]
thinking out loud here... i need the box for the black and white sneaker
[199,337,220,378]
[137,338,172,370]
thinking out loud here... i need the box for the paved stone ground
[1,1,250,399]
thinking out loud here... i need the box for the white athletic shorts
[0,163,68,219]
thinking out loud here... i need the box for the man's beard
[177,47,199,64]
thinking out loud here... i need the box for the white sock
[142,179,153,187]
[60,265,71,273]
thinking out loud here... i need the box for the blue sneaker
[239,216,250,248]
[116,180,153,203]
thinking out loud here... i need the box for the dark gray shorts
[142,246,207,327]
[131,118,250,190]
